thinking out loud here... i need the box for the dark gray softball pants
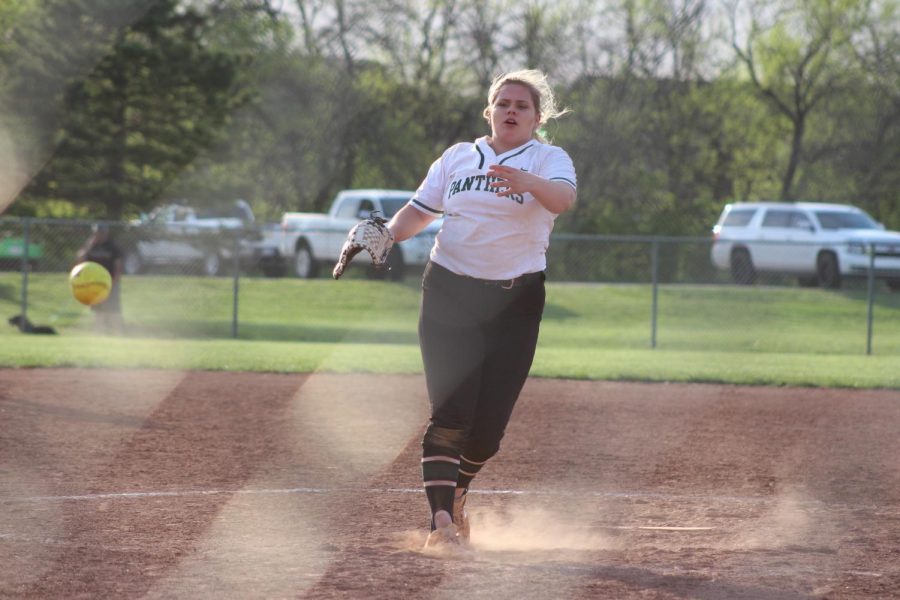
[418,260,545,469]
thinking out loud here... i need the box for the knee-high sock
[456,454,488,490]
[422,425,467,528]
[422,454,459,527]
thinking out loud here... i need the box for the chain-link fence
[2,217,898,354]
[1,217,278,339]
[546,233,900,355]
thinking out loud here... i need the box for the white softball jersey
[410,137,577,280]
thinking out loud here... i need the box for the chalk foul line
[3,486,792,506]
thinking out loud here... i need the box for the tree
[552,0,738,236]
[18,0,254,219]
[0,0,153,215]
[457,0,504,90]
[508,0,572,73]
[729,0,871,200]
[841,0,900,226]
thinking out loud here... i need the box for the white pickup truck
[122,200,283,277]
[274,189,439,281]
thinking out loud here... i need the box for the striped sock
[456,454,487,490]
[422,454,459,528]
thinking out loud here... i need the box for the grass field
[2,273,899,388]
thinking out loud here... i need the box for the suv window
[790,212,814,230]
[722,208,756,227]
[761,209,795,228]
[816,211,878,230]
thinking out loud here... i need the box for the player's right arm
[390,144,455,242]
[388,204,436,243]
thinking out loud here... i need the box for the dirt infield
[1,368,898,599]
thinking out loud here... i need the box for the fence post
[866,243,875,356]
[20,218,30,322]
[232,235,240,339]
[650,239,659,349]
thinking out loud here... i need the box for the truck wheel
[123,251,144,275]
[816,252,841,289]
[203,252,222,277]
[293,241,319,278]
[730,248,755,285]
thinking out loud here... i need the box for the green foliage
[555,76,746,236]
[732,0,892,205]
[3,0,899,232]
[14,0,256,219]
[1,1,155,167]
[0,0,33,43]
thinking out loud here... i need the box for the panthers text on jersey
[410,137,577,280]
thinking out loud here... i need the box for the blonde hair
[483,69,569,142]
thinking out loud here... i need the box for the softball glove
[333,214,395,279]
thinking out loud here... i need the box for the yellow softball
[69,261,112,306]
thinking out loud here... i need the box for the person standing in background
[76,223,125,334]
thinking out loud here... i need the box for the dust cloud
[392,502,619,557]
[724,490,837,552]
[471,505,619,553]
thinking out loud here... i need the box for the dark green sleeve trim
[412,199,443,215]
[550,177,577,189]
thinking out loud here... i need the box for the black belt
[474,271,544,289]
[430,262,544,289]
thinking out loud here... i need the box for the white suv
[711,202,900,290]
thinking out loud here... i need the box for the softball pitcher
[335,69,577,551]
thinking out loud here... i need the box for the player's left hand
[486,165,541,197]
